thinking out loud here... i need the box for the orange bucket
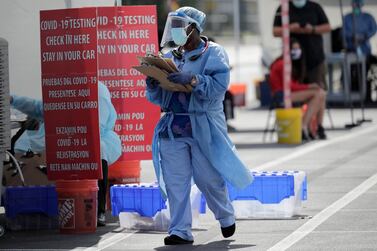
[56,180,98,234]
[229,83,247,106]
[109,160,141,184]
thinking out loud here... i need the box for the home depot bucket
[56,180,98,234]
[109,160,141,184]
[275,108,302,144]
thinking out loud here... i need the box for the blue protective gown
[14,122,46,153]
[11,82,121,165]
[344,12,377,55]
[146,40,253,240]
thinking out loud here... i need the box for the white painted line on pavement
[81,230,137,251]
[268,172,377,251]
[252,124,377,171]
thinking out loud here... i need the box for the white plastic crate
[118,184,203,231]
[232,171,307,219]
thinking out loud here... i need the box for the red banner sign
[97,6,160,161]
[40,8,102,180]
[41,6,161,180]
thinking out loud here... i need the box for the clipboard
[133,65,193,93]
[134,54,192,93]
[137,56,178,73]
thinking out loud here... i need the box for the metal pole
[339,0,359,128]
[233,0,241,83]
[352,4,372,124]
[281,0,292,109]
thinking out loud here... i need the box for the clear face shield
[160,14,195,49]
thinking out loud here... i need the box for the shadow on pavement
[0,224,119,249]
[236,215,311,221]
[154,239,256,251]
[326,126,353,131]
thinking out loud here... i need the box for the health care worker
[344,0,377,103]
[344,0,377,57]
[146,7,253,245]
[10,82,121,227]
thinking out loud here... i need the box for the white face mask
[171,27,188,46]
[292,0,307,8]
[171,25,194,46]
[291,48,302,60]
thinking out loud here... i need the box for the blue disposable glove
[167,72,194,85]
[146,77,159,89]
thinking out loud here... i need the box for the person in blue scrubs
[344,0,377,102]
[146,6,253,245]
[10,82,121,226]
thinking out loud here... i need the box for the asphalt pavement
[1,105,377,250]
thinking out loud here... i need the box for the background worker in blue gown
[344,0,376,57]
[10,82,121,227]
[344,0,377,103]
[145,6,253,245]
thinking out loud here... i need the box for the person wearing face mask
[145,6,253,245]
[273,0,331,89]
[344,0,376,56]
[269,39,327,140]
[344,0,377,103]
